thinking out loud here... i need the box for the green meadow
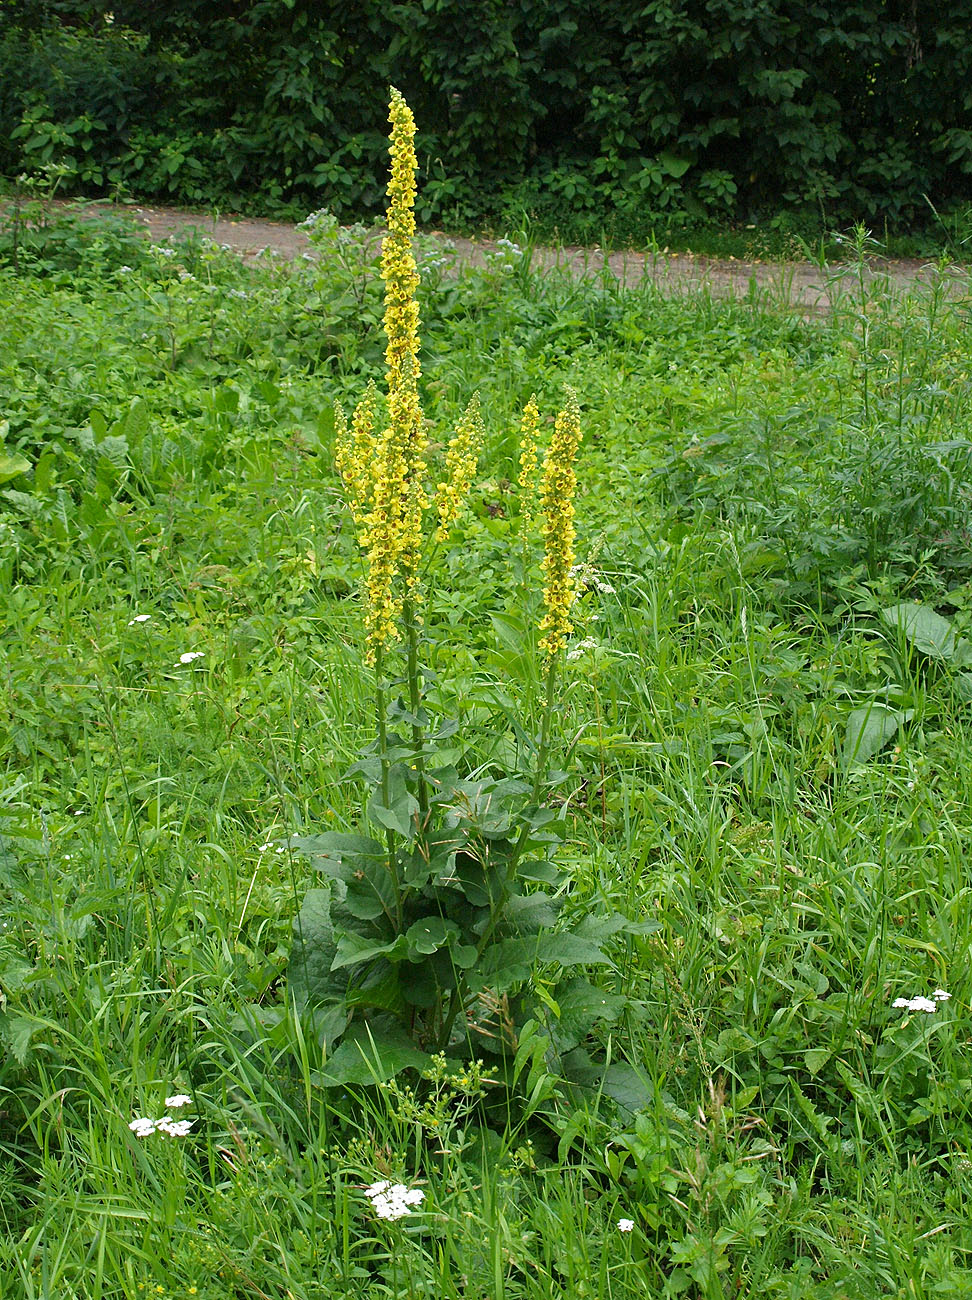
[1,197,972,1298]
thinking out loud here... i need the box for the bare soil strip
[51,199,971,313]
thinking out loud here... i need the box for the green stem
[375,646,401,915]
[403,595,428,820]
[437,651,562,1051]
[532,653,560,803]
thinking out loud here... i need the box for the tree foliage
[1,0,969,225]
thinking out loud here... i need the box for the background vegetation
[1,1,971,251]
[2,196,972,1295]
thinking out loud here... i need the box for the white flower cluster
[892,990,950,1013]
[363,1180,424,1221]
[128,1094,195,1138]
[618,1217,635,1233]
[567,636,598,662]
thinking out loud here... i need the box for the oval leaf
[843,703,900,768]
[881,602,972,668]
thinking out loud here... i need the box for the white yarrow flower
[156,1118,194,1137]
[933,989,951,1001]
[618,1217,635,1233]
[177,652,205,665]
[129,1117,158,1137]
[893,995,938,1013]
[165,1094,193,1109]
[363,1181,424,1221]
[128,614,152,625]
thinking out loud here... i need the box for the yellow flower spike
[435,392,484,543]
[381,89,427,588]
[517,395,541,523]
[538,386,582,658]
[335,384,379,529]
[346,383,379,525]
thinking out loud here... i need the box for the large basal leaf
[0,453,30,485]
[881,602,972,668]
[330,930,408,971]
[405,915,460,955]
[289,888,341,1011]
[842,703,901,768]
[549,976,627,1053]
[289,832,386,883]
[318,1021,431,1086]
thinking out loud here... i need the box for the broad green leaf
[881,602,972,668]
[319,1022,430,1086]
[405,915,459,955]
[535,933,611,967]
[288,889,341,1011]
[330,931,407,971]
[955,672,972,702]
[659,151,692,178]
[0,453,30,485]
[842,703,900,768]
[505,891,560,935]
[550,977,627,1052]
[804,1047,831,1076]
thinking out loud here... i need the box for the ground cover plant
[2,93,972,1300]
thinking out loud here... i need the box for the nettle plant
[288,91,651,1095]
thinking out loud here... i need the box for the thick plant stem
[532,654,560,803]
[375,647,401,916]
[437,652,563,1051]
[403,596,428,820]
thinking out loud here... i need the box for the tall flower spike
[336,383,379,528]
[538,387,582,657]
[381,88,427,588]
[517,395,541,524]
[435,392,484,543]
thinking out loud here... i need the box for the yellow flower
[435,393,484,542]
[538,387,582,657]
[335,383,379,528]
[381,88,427,588]
[517,396,541,521]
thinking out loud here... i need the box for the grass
[1,208,972,1297]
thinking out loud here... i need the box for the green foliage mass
[1,1,971,235]
[3,209,972,1294]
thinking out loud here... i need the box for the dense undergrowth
[2,207,972,1297]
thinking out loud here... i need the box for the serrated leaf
[843,703,900,768]
[0,1011,36,1065]
[881,602,972,668]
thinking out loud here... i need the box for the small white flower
[128,614,152,625]
[129,1117,158,1137]
[165,1094,193,1109]
[257,842,273,852]
[933,989,951,1001]
[156,1118,194,1137]
[893,995,938,1013]
[177,651,205,665]
[118,265,134,274]
[364,1181,424,1221]
[618,1218,635,1233]
[567,637,598,662]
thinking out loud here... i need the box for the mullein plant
[289,91,648,1097]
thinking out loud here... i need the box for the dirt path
[66,199,969,313]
